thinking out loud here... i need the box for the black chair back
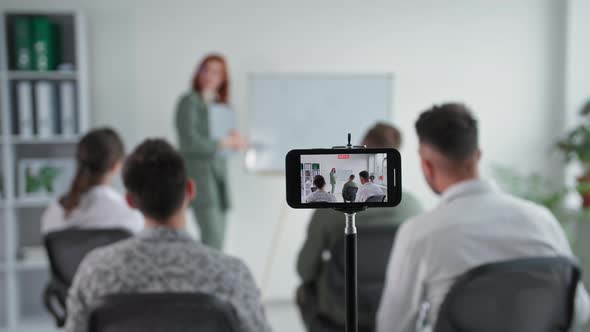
[43,228,132,327]
[325,224,399,329]
[45,228,132,284]
[434,256,580,332]
[365,195,386,203]
[342,186,359,202]
[89,293,241,332]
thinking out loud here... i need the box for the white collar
[440,179,497,204]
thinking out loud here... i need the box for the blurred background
[0,0,589,331]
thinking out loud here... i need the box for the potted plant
[557,100,590,208]
[492,165,567,216]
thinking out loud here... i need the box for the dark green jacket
[296,191,423,325]
[175,92,229,211]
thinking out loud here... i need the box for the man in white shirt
[377,103,590,332]
[356,170,384,202]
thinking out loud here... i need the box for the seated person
[342,174,358,202]
[356,170,384,202]
[296,123,423,330]
[65,139,271,332]
[306,175,337,203]
[41,128,143,234]
[377,104,590,332]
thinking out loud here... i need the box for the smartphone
[285,148,402,209]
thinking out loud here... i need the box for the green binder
[32,16,60,71]
[12,17,34,70]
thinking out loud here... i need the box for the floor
[267,300,306,332]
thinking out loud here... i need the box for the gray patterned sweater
[65,227,271,332]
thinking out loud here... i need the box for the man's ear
[125,193,136,209]
[111,160,123,174]
[421,157,434,182]
[186,179,197,202]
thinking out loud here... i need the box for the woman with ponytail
[41,128,143,234]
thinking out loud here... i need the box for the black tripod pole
[345,212,358,332]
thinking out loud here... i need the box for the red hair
[191,54,230,104]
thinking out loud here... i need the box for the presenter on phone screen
[329,168,337,193]
[175,54,246,250]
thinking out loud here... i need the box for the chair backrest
[342,186,359,202]
[365,194,386,202]
[44,228,132,285]
[89,293,242,332]
[434,256,580,332]
[327,224,399,325]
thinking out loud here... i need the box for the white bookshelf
[0,11,89,331]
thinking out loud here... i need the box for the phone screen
[286,148,401,209]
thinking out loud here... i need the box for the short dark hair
[349,174,355,180]
[313,175,326,189]
[359,170,369,180]
[415,103,478,162]
[362,123,402,148]
[123,139,188,222]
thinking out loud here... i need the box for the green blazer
[175,92,230,211]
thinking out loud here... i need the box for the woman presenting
[175,54,245,250]
[330,168,337,193]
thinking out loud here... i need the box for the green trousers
[192,204,227,250]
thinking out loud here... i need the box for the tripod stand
[333,133,367,332]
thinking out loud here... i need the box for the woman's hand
[220,130,248,151]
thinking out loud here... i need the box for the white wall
[0,0,570,299]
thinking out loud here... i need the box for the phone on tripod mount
[285,148,402,209]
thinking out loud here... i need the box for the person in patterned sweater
[65,138,271,332]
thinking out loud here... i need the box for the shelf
[0,316,60,332]
[0,256,48,272]
[15,256,49,271]
[0,197,53,209]
[0,10,89,331]
[14,197,52,208]
[4,70,77,81]
[10,136,79,145]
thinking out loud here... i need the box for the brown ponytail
[59,128,125,216]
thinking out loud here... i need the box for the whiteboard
[245,73,394,172]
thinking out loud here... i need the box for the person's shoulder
[97,186,126,204]
[176,91,200,114]
[310,208,341,227]
[202,248,255,280]
[41,200,66,233]
[329,193,337,202]
[94,187,141,220]
[498,193,561,228]
[41,201,65,223]
[394,207,441,244]
[73,238,136,290]
[89,236,133,260]
[179,91,204,106]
